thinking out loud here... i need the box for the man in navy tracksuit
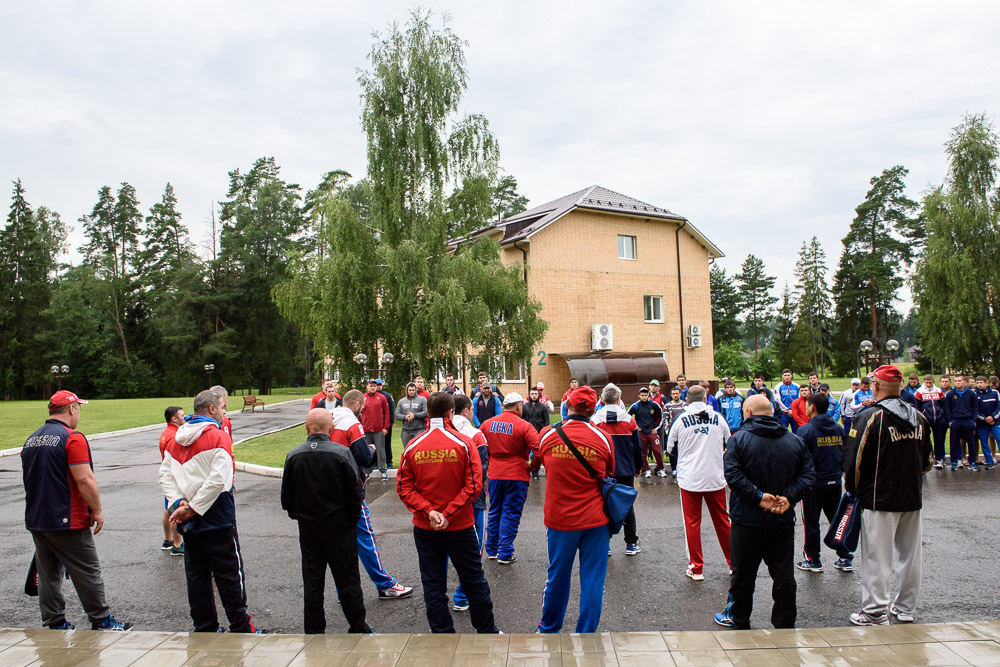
[975,376,1000,469]
[914,375,948,468]
[628,388,665,477]
[795,393,854,573]
[901,374,921,407]
[592,384,643,554]
[945,376,979,470]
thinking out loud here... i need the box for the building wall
[492,209,715,397]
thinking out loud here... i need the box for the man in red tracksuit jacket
[397,392,499,634]
[362,379,392,480]
[479,393,540,564]
[531,386,614,633]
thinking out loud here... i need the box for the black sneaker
[161,540,173,551]
[497,554,518,564]
[833,558,854,572]
[796,559,823,573]
[49,621,75,630]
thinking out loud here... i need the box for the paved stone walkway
[2,622,1000,666]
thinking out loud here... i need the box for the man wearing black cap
[21,391,132,631]
[844,365,932,626]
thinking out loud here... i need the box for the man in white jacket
[159,388,264,633]
[666,385,733,581]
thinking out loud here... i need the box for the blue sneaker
[452,600,469,611]
[171,543,185,557]
[92,614,133,631]
[834,558,854,572]
[49,621,75,630]
[625,543,641,556]
[796,559,823,573]
[714,612,735,628]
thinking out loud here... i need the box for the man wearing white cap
[479,392,540,563]
[840,379,861,432]
[21,391,133,631]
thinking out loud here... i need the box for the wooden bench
[242,395,266,413]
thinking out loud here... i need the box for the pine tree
[710,265,742,345]
[771,283,798,370]
[735,254,777,362]
[915,113,1000,372]
[0,181,64,398]
[794,237,831,375]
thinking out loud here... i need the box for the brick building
[450,185,723,402]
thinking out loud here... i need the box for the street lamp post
[353,352,394,380]
[859,339,900,375]
[203,364,215,388]
[50,365,69,391]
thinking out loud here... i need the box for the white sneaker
[850,611,889,626]
[685,566,704,581]
[890,605,914,623]
[643,470,652,478]
[656,469,667,477]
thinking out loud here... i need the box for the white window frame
[501,356,527,383]
[436,357,464,384]
[646,350,668,365]
[324,366,341,382]
[618,234,637,261]
[644,295,663,323]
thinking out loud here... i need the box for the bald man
[281,409,371,634]
[715,393,814,630]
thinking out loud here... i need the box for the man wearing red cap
[531,385,614,633]
[21,391,132,631]
[843,365,932,626]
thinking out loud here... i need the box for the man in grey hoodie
[396,382,429,449]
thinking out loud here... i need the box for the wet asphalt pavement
[1,400,999,634]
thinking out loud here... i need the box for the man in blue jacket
[945,375,979,470]
[818,384,840,422]
[713,394,815,630]
[900,374,921,407]
[718,380,745,433]
[975,376,999,470]
[774,369,799,431]
[795,393,853,574]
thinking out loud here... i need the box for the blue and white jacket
[975,387,1000,425]
[774,381,799,414]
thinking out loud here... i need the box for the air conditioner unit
[688,324,702,336]
[687,336,702,348]
[592,324,613,351]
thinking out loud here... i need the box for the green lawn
[735,363,918,394]
[234,424,308,468]
[0,390,318,449]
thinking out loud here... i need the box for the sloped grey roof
[471,185,722,258]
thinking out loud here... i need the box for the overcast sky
[3,1,998,298]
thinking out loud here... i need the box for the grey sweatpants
[31,529,111,627]
[366,432,386,473]
[860,509,921,617]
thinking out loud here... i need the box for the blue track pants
[484,479,528,560]
[537,524,610,633]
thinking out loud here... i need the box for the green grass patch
[0,391,318,449]
[234,424,308,468]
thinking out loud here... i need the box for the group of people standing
[17,362,938,635]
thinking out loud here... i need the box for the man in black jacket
[795,392,853,574]
[843,365,932,626]
[522,387,550,433]
[281,409,372,634]
[714,395,815,630]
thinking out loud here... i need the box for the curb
[0,397,311,458]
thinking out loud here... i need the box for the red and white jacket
[158,419,236,533]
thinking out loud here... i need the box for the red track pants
[680,487,731,574]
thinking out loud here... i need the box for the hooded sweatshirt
[591,404,642,478]
[158,416,236,533]
[723,415,815,527]
[843,396,932,512]
[331,407,374,495]
[396,385,428,433]
[795,412,844,482]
